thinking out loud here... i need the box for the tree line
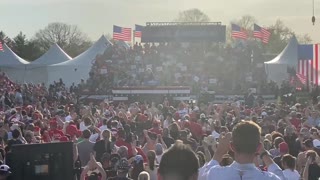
[0,9,312,61]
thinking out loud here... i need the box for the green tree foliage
[34,22,92,57]
[175,8,210,22]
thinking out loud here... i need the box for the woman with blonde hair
[145,150,158,180]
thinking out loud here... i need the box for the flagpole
[133,30,135,46]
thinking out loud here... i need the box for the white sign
[209,79,217,84]
[146,64,153,69]
[100,69,108,74]
[156,66,163,72]
[139,68,145,73]
[131,65,136,70]
[194,76,200,82]
[175,73,181,79]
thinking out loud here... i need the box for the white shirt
[200,160,285,180]
[282,169,300,180]
[163,119,170,129]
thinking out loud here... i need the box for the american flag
[253,24,271,44]
[0,41,3,51]
[134,24,144,38]
[113,25,132,42]
[298,44,320,86]
[296,73,307,85]
[231,24,247,40]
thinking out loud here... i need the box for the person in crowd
[138,171,150,180]
[80,153,106,180]
[0,164,11,180]
[158,140,199,180]
[130,155,145,180]
[303,150,320,180]
[145,150,157,180]
[108,158,133,180]
[94,129,113,162]
[77,129,95,166]
[297,139,314,173]
[200,121,285,180]
[281,154,300,180]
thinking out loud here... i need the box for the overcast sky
[0,0,319,42]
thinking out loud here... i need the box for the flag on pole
[231,24,247,40]
[0,42,3,51]
[135,25,144,38]
[298,44,320,86]
[253,24,271,44]
[296,73,307,85]
[113,25,132,42]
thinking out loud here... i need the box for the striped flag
[298,44,320,86]
[134,24,144,38]
[253,24,271,44]
[0,42,3,51]
[296,73,307,84]
[231,24,247,40]
[113,25,132,42]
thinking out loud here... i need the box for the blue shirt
[199,160,286,180]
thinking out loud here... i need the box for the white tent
[264,36,298,84]
[0,43,29,83]
[45,35,113,86]
[30,43,71,66]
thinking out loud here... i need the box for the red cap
[279,142,289,153]
[34,126,41,132]
[66,124,81,138]
[59,136,69,142]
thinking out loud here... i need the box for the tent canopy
[0,43,29,66]
[30,43,71,65]
[45,35,113,86]
[264,36,298,66]
[264,36,299,84]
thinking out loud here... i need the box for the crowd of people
[1,68,320,180]
[82,41,279,95]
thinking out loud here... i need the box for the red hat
[49,121,57,127]
[279,142,289,154]
[59,136,69,142]
[34,126,40,132]
[66,124,81,138]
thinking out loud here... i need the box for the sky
[0,0,319,43]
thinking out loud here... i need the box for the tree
[175,8,210,22]
[34,22,92,57]
[297,34,312,44]
[235,15,257,30]
[0,31,14,47]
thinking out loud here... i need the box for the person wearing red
[289,111,302,131]
[188,116,203,141]
[115,129,133,158]
[148,120,163,135]
[66,121,82,139]
[49,121,64,142]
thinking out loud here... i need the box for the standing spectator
[201,121,285,180]
[107,158,133,180]
[94,129,113,162]
[158,141,199,180]
[281,154,300,180]
[303,150,320,180]
[145,150,157,180]
[77,129,94,166]
[131,155,145,180]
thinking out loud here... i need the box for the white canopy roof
[0,43,29,67]
[264,36,298,66]
[264,36,299,84]
[30,43,71,65]
[45,35,113,86]
[53,35,112,67]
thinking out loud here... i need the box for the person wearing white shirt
[281,154,300,180]
[163,113,174,129]
[199,121,285,180]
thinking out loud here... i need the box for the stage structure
[141,22,226,43]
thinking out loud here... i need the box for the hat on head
[279,142,289,153]
[155,143,163,155]
[0,165,11,175]
[117,158,130,171]
[134,155,143,163]
[313,139,320,148]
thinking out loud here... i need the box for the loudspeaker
[8,142,74,180]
